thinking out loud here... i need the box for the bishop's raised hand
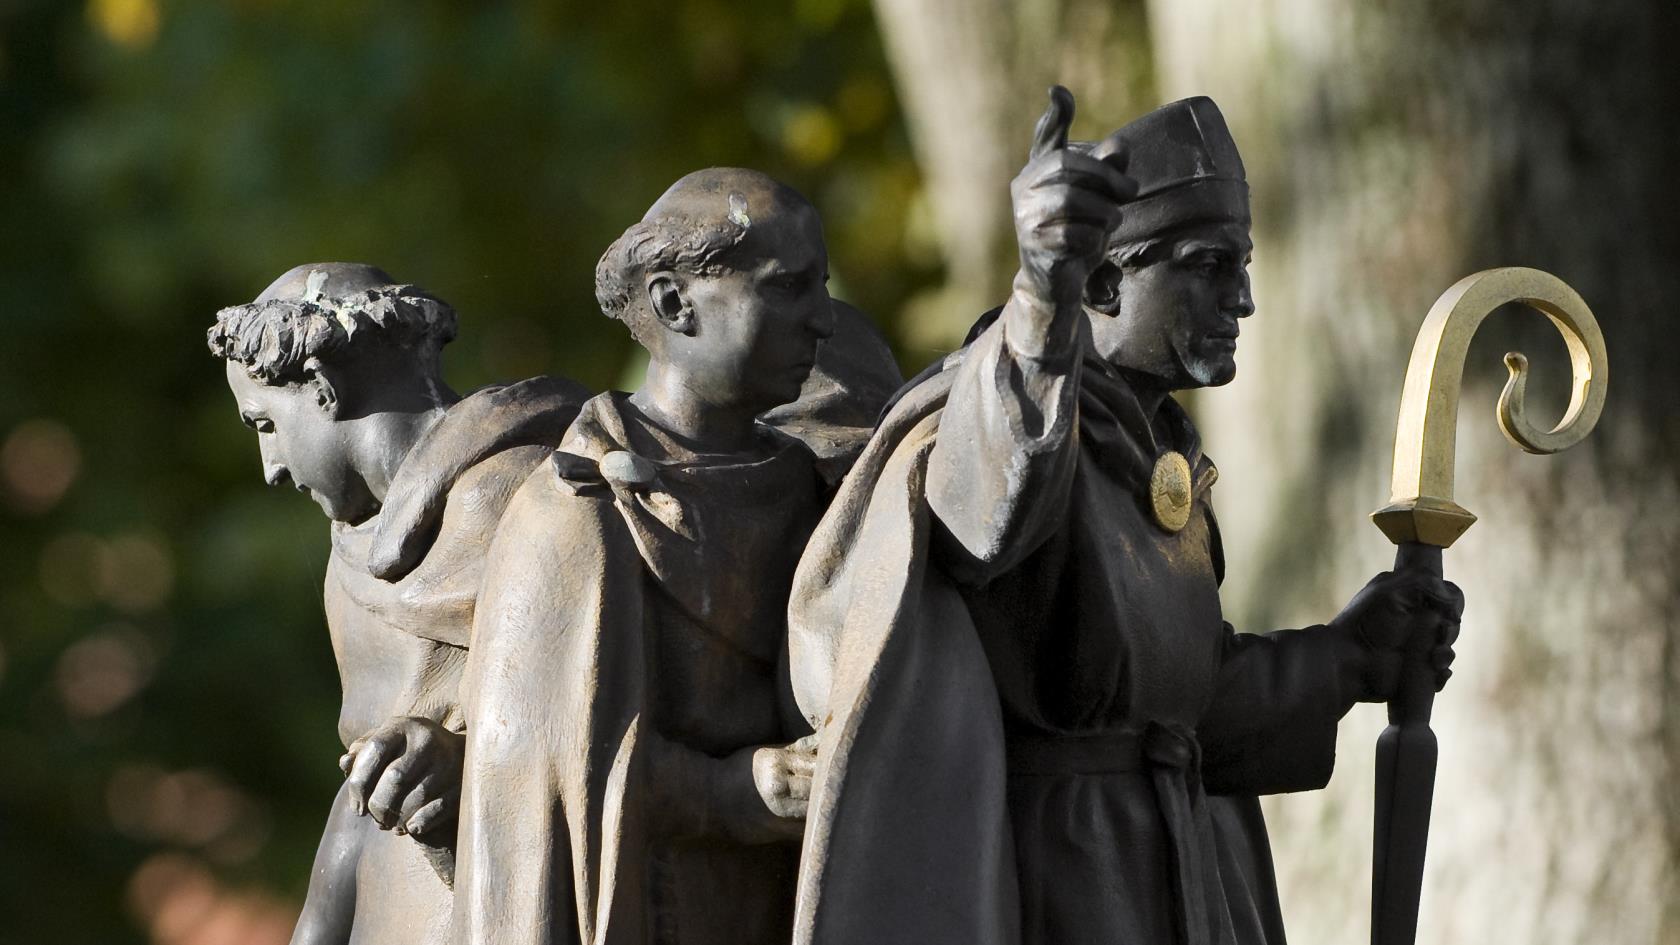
[1010,86,1137,314]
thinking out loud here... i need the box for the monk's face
[675,203,835,414]
[224,361,377,523]
[1091,221,1254,389]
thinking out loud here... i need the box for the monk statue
[786,88,1465,945]
[209,262,589,945]
[452,169,902,945]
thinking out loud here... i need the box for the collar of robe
[550,391,815,623]
[1077,358,1220,531]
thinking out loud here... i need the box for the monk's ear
[645,273,696,336]
[301,356,342,418]
[1084,260,1124,316]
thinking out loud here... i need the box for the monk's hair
[594,215,750,345]
[1109,237,1170,269]
[208,284,458,385]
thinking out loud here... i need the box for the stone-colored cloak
[454,394,824,945]
[294,375,587,945]
[453,302,904,945]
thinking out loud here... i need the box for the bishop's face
[671,204,836,416]
[1090,221,1255,390]
[224,361,378,524]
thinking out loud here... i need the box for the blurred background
[0,0,1674,943]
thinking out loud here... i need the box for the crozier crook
[1372,266,1609,547]
[1367,266,1608,945]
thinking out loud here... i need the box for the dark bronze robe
[789,312,1358,945]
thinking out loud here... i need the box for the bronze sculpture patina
[202,84,1614,945]
[785,88,1463,945]
[451,169,899,945]
[208,263,588,945]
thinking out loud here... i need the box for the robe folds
[449,299,902,945]
[296,375,587,945]
[788,310,1360,945]
[455,393,831,945]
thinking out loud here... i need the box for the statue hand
[1330,569,1464,702]
[698,734,818,844]
[340,716,465,839]
[1010,86,1136,309]
[750,733,817,821]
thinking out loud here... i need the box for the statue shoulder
[486,454,618,561]
[447,442,554,518]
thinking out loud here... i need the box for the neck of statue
[631,361,762,454]
[1116,366,1172,421]
[350,372,461,507]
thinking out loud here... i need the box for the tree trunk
[869,0,1154,349]
[1149,1,1680,942]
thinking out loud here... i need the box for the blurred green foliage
[0,2,933,941]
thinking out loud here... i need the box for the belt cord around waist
[1004,721,1229,945]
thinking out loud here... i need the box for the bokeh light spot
[836,74,890,132]
[99,532,176,613]
[1,419,82,515]
[87,0,160,49]
[795,0,846,32]
[782,105,842,167]
[56,625,156,718]
[108,764,271,865]
[127,852,295,945]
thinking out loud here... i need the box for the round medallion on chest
[1149,450,1193,533]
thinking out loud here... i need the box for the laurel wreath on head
[209,283,458,384]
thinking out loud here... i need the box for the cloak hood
[337,374,590,583]
[762,299,904,484]
[326,375,588,646]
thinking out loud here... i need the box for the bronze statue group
[208,88,1463,945]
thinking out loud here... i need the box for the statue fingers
[1430,640,1456,671]
[1438,612,1461,646]
[1435,579,1466,618]
[1384,569,1453,613]
[404,793,458,838]
[365,759,416,829]
[769,792,810,820]
[1087,129,1131,176]
[338,732,373,774]
[395,773,454,836]
[784,750,816,779]
[1405,583,1462,624]
[1032,192,1122,242]
[399,715,437,743]
[344,732,406,816]
[785,773,812,803]
[1028,85,1075,161]
[1035,154,1137,205]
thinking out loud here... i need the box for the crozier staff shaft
[1369,267,1608,945]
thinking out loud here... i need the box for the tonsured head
[208,262,457,523]
[1080,97,1255,390]
[595,168,835,415]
